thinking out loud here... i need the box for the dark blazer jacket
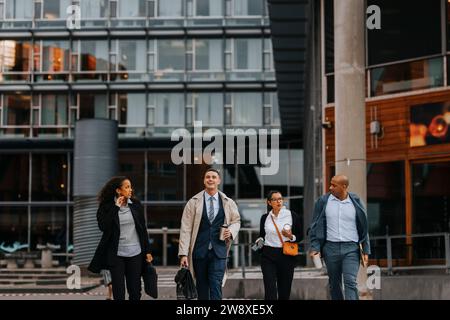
[88,198,151,273]
[308,192,371,255]
[259,210,302,244]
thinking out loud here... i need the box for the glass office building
[0,0,303,266]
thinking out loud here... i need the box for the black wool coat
[88,199,151,273]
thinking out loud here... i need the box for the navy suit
[193,196,227,300]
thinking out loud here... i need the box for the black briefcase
[142,262,158,298]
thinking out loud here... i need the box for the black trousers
[261,246,295,300]
[110,253,143,300]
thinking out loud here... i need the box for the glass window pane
[32,154,68,201]
[196,0,222,16]
[80,0,108,18]
[41,94,68,126]
[367,162,405,236]
[234,0,263,16]
[118,152,145,200]
[0,207,28,249]
[195,39,223,70]
[79,40,109,71]
[3,94,31,126]
[118,93,146,126]
[147,151,184,201]
[370,57,443,97]
[0,154,29,201]
[157,40,185,71]
[78,93,107,119]
[42,40,70,72]
[412,161,450,260]
[43,0,70,19]
[118,40,146,71]
[154,94,184,126]
[5,0,33,19]
[234,39,262,70]
[158,0,183,17]
[272,92,280,125]
[233,93,262,126]
[194,93,223,126]
[31,207,67,253]
[118,0,146,17]
[0,40,32,72]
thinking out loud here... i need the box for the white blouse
[264,206,296,248]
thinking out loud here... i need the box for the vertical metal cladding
[73,119,118,267]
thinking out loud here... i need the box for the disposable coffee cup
[312,253,323,269]
[219,224,229,241]
[283,224,291,232]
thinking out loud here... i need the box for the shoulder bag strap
[270,215,284,246]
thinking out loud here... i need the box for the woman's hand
[146,253,153,263]
[281,229,293,240]
[115,196,126,207]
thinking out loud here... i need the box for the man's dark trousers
[322,241,360,300]
[193,249,226,300]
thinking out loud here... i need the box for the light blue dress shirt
[204,191,220,221]
[325,194,359,243]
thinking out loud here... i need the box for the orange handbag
[271,216,298,256]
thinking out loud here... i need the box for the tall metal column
[334,0,370,298]
[72,119,118,268]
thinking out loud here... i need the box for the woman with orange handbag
[258,190,301,300]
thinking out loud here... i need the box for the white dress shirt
[204,191,220,221]
[264,206,296,248]
[325,194,359,243]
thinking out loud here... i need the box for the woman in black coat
[88,176,153,300]
[258,190,301,300]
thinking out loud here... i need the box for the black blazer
[88,199,151,273]
[259,210,302,244]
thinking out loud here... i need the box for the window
[115,40,146,72]
[31,154,68,201]
[41,40,70,72]
[79,0,108,19]
[3,94,31,126]
[42,0,70,19]
[41,94,68,126]
[78,40,109,71]
[370,57,443,96]
[233,92,262,126]
[410,101,450,147]
[412,161,450,259]
[118,152,145,200]
[117,93,146,126]
[368,0,441,66]
[195,0,222,16]
[30,206,67,252]
[0,40,32,73]
[147,152,184,201]
[118,0,146,17]
[158,0,183,17]
[78,93,107,119]
[234,39,262,70]
[0,207,28,248]
[192,93,223,126]
[4,0,33,19]
[157,40,185,71]
[154,94,184,126]
[233,0,263,16]
[0,154,29,201]
[194,39,223,71]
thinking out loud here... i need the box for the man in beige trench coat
[178,168,241,300]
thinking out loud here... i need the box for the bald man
[308,175,370,300]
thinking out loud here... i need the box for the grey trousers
[323,241,360,300]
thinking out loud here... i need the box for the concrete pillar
[73,119,118,268]
[334,0,370,298]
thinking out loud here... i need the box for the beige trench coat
[178,190,241,284]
